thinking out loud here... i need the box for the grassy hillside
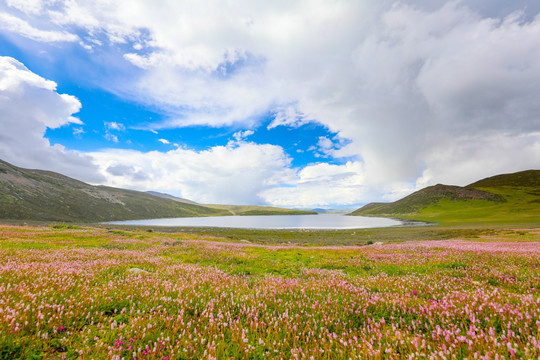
[205,204,317,216]
[467,169,540,188]
[353,184,503,215]
[0,159,226,222]
[351,170,540,225]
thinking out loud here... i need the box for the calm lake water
[110,214,403,229]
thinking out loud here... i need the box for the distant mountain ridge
[0,159,225,222]
[352,184,504,216]
[0,159,314,222]
[351,170,540,225]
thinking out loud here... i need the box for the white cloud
[105,122,125,131]
[261,161,366,208]
[0,12,78,42]
[73,127,85,138]
[1,1,540,207]
[0,56,373,208]
[104,132,118,143]
[64,0,538,194]
[328,2,540,189]
[0,56,103,183]
[232,130,254,142]
[416,132,540,187]
[268,106,312,129]
[90,143,296,205]
[158,138,170,144]
[6,0,44,15]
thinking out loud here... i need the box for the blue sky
[0,24,350,164]
[0,0,539,208]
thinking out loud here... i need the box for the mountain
[351,170,540,225]
[352,184,504,215]
[467,170,540,188]
[0,159,316,222]
[0,159,225,222]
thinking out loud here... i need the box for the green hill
[351,170,540,225]
[467,170,540,188]
[0,159,316,222]
[0,159,226,222]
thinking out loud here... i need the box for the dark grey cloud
[404,0,540,19]
[106,164,150,181]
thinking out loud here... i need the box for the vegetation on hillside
[352,170,540,225]
[0,159,314,222]
[0,159,226,222]
[467,169,540,188]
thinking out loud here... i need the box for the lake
[110,214,404,229]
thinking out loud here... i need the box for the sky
[0,0,539,209]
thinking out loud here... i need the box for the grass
[402,186,540,225]
[352,170,540,226]
[0,158,317,222]
[0,159,228,222]
[354,185,539,227]
[101,223,537,246]
[0,223,539,358]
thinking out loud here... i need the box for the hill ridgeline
[351,170,540,225]
[0,159,227,222]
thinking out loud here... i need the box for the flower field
[0,225,539,359]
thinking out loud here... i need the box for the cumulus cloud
[41,0,537,196]
[415,132,540,187]
[89,143,296,205]
[88,142,371,208]
[328,2,540,191]
[0,56,103,183]
[261,162,366,208]
[0,55,366,208]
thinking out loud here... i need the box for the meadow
[1,224,539,359]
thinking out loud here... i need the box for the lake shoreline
[108,213,405,230]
